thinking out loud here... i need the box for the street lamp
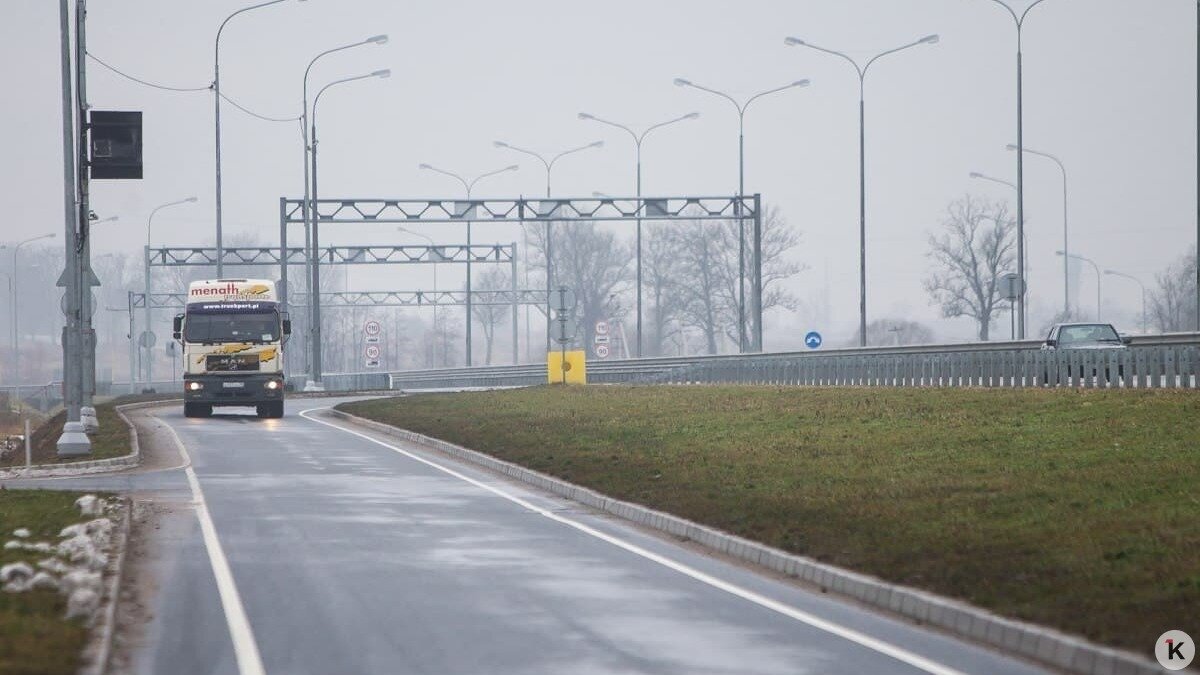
[308,67,390,385]
[1057,250,1100,320]
[397,227,442,364]
[969,171,1017,191]
[977,0,1058,338]
[785,34,937,347]
[674,77,809,352]
[493,139,604,352]
[10,233,56,406]
[214,0,305,276]
[302,34,388,390]
[144,197,198,388]
[1008,143,1069,317]
[1104,269,1148,333]
[578,111,699,358]
[418,162,518,367]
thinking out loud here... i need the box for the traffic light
[89,110,142,179]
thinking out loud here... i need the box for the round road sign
[364,320,382,337]
[804,331,823,350]
[595,320,610,336]
[595,344,610,359]
[138,330,157,349]
[365,344,381,359]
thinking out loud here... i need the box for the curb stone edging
[84,497,132,675]
[0,401,173,479]
[327,408,1166,675]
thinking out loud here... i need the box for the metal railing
[382,333,1200,391]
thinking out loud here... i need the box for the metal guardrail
[382,333,1200,391]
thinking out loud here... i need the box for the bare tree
[666,206,803,353]
[525,221,632,350]
[668,219,736,354]
[923,195,1017,341]
[469,267,511,365]
[1149,245,1197,333]
[642,224,684,356]
[852,318,936,346]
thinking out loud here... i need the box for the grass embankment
[0,393,175,468]
[340,386,1200,652]
[0,490,101,674]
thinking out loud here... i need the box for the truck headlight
[187,381,204,391]
[265,380,281,390]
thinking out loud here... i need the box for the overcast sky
[1,0,1195,348]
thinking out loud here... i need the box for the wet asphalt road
[9,398,1049,675]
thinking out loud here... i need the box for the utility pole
[56,0,90,455]
[76,0,100,434]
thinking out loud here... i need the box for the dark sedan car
[1040,322,1132,383]
[1041,322,1132,351]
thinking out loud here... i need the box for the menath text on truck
[173,279,291,418]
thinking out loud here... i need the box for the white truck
[173,279,291,419]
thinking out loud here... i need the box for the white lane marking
[160,418,267,675]
[298,407,966,675]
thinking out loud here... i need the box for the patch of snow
[13,528,30,538]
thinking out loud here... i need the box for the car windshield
[1057,324,1121,345]
[184,311,279,343]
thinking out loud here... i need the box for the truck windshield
[184,312,279,343]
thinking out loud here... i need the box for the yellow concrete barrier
[547,350,587,384]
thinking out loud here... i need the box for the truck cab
[174,279,291,419]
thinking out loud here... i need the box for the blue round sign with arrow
[804,331,823,350]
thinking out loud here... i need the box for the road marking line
[299,407,966,675]
[160,419,266,675]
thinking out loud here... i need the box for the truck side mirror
[282,313,292,336]
[172,314,184,340]
[1121,334,1133,345]
[1044,339,1056,347]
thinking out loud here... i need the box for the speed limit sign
[364,320,382,337]
[595,344,610,359]
[365,344,381,359]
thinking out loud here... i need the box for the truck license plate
[222,381,245,388]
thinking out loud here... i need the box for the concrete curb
[328,408,1166,675]
[84,497,132,675]
[0,401,172,479]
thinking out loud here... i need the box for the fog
[0,0,1195,369]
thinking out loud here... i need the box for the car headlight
[187,381,204,391]
[265,380,281,390]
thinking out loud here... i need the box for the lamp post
[1104,269,1148,333]
[969,171,1017,191]
[301,35,388,390]
[144,197,197,388]
[214,0,302,277]
[673,78,808,352]
[1008,143,1069,317]
[493,140,604,352]
[1057,250,1100,320]
[785,35,936,347]
[418,162,518,366]
[397,227,442,364]
[978,0,1057,338]
[308,67,389,386]
[10,234,56,407]
[578,111,699,357]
